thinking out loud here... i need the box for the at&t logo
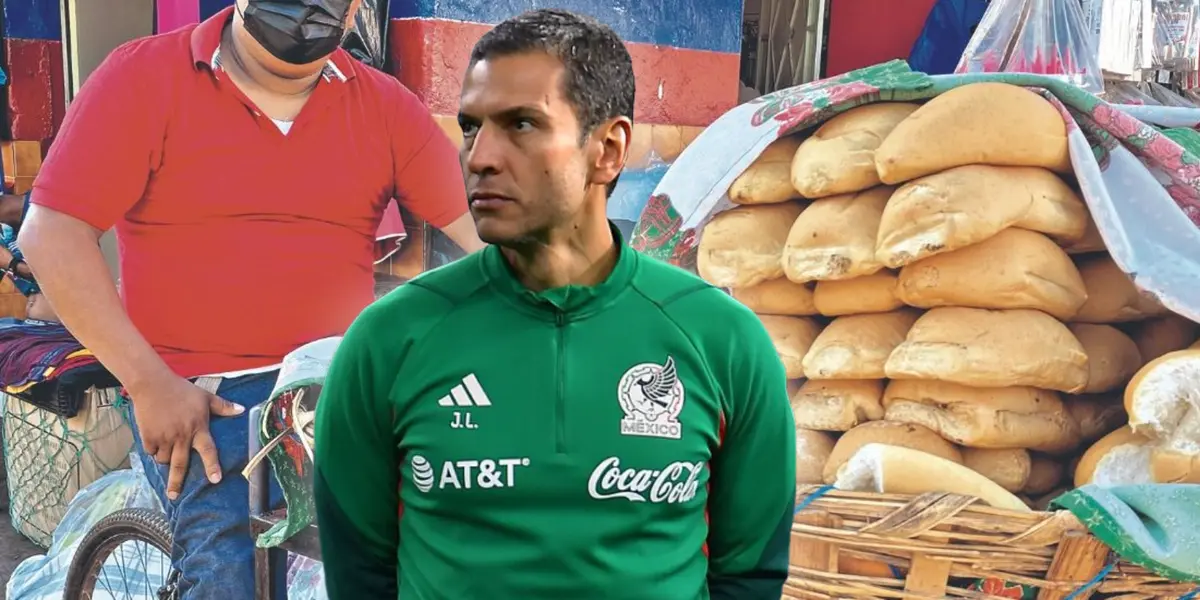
[409,454,530,493]
[411,455,436,493]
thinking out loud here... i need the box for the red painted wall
[824,0,937,77]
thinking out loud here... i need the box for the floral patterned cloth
[1053,484,1200,585]
[630,60,1200,322]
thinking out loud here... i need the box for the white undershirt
[271,118,294,135]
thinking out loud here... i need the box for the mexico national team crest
[617,356,685,440]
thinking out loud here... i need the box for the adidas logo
[436,374,492,407]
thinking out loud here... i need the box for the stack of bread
[700,82,1200,516]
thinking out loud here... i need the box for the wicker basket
[787,485,1199,600]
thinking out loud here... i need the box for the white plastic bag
[958,0,1105,93]
[6,457,162,600]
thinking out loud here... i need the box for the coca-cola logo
[587,456,705,503]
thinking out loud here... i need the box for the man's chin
[473,218,529,248]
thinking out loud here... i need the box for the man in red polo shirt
[17,1,482,598]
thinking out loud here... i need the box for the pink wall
[157,0,201,34]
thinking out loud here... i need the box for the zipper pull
[555,311,565,327]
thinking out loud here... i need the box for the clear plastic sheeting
[958,0,1105,93]
[287,556,329,600]
[1151,0,1200,71]
[5,457,163,600]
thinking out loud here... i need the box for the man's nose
[465,123,504,176]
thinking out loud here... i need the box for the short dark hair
[470,9,635,143]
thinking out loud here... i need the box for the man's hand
[129,374,244,500]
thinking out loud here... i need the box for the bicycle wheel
[63,507,180,600]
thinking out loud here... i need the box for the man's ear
[590,116,633,189]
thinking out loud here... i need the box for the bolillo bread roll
[882,380,1080,453]
[730,278,818,316]
[1134,314,1199,363]
[1068,324,1142,394]
[728,136,804,205]
[1063,215,1106,254]
[697,202,807,288]
[835,444,1030,511]
[812,271,904,316]
[823,421,962,484]
[1023,454,1066,496]
[962,448,1032,493]
[802,310,920,379]
[884,307,1090,393]
[896,228,1088,320]
[873,82,1071,184]
[782,187,891,282]
[796,428,838,485]
[758,315,822,379]
[1064,393,1127,444]
[875,165,1087,268]
[1124,349,1200,483]
[1074,426,1155,487]
[791,379,885,432]
[1071,255,1169,323]
[790,103,920,198]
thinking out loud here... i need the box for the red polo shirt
[33,7,467,378]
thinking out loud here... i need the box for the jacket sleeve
[706,309,796,600]
[314,303,403,598]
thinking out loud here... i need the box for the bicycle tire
[63,507,179,600]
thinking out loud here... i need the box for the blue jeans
[126,371,289,600]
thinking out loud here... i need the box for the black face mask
[241,0,353,66]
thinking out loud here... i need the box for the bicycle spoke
[90,540,171,600]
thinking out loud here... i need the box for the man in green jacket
[314,8,797,599]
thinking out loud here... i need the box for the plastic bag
[253,337,340,549]
[1151,0,1200,71]
[957,0,1105,94]
[287,555,329,600]
[6,457,162,600]
[341,0,389,69]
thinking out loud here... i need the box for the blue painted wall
[197,0,742,53]
[3,0,62,41]
[387,0,742,54]
[199,0,234,20]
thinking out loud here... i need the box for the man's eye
[513,119,535,132]
[460,122,479,136]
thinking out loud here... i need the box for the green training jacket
[314,228,796,599]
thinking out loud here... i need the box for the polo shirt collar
[189,5,356,83]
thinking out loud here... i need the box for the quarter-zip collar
[482,222,638,321]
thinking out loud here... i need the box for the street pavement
[0,510,42,600]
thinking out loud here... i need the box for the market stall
[629,59,1200,598]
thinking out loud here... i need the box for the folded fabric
[0,319,91,385]
[0,318,115,417]
[1052,484,1200,584]
[15,363,119,417]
